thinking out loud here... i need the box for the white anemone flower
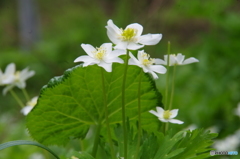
[156,53,199,66]
[0,63,15,85]
[74,43,126,72]
[21,96,38,115]
[0,63,35,95]
[149,107,184,124]
[128,50,166,79]
[106,19,162,50]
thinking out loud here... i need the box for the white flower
[106,19,162,50]
[156,53,199,66]
[0,63,15,85]
[128,50,166,79]
[0,63,35,95]
[74,43,126,72]
[21,96,38,115]
[149,107,184,124]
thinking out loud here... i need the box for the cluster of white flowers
[0,63,35,95]
[74,19,200,125]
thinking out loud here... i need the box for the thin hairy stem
[22,88,30,101]
[169,65,176,110]
[10,90,25,108]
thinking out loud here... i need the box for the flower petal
[154,58,167,65]
[114,41,128,50]
[110,49,126,57]
[168,119,184,124]
[126,23,143,37]
[104,57,124,64]
[149,110,160,118]
[150,65,167,74]
[128,52,140,66]
[138,34,162,45]
[81,44,96,57]
[74,55,93,63]
[101,43,112,54]
[176,53,185,64]
[98,62,112,72]
[182,57,199,65]
[20,68,35,81]
[127,42,144,50]
[170,109,179,118]
[5,63,15,75]
[156,107,164,119]
[3,85,14,95]
[106,20,121,44]
[149,71,159,79]
[21,105,34,115]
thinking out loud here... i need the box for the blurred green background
[0,0,240,158]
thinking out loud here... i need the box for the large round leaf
[26,63,162,145]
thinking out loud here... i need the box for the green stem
[100,68,115,159]
[122,51,129,159]
[22,88,30,102]
[169,65,176,110]
[92,124,101,158]
[165,41,171,110]
[10,90,25,108]
[135,71,143,159]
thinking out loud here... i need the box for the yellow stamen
[163,110,172,119]
[93,47,106,60]
[121,28,137,41]
[141,53,154,66]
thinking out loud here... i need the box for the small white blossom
[0,63,35,95]
[21,96,38,115]
[74,43,125,72]
[156,53,199,66]
[106,19,162,50]
[149,107,184,124]
[0,63,15,85]
[128,50,166,79]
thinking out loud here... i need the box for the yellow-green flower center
[141,53,154,66]
[93,47,106,60]
[163,110,172,119]
[121,28,137,41]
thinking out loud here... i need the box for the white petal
[98,62,112,72]
[182,57,199,65]
[154,58,167,65]
[20,68,35,81]
[168,119,184,124]
[74,55,93,63]
[104,57,124,64]
[175,53,185,64]
[128,52,141,66]
[170,109,179,118]
[109,49,126,58]
[3,85,14,95]
[149,110,160,118]
[149,71,159,79]
[138,34,162,45]
[106,20,121,44]
[158,118,169,122]
[127,42,144,50]
[101,43,112,54]
[150,65,167,74]
[21,105,33,115]
[156,107,164,119]
[5,63,16,75]
[16,81,26,89]
[81,44,96,57]
[126,23,143,37]
[114,42,128,50]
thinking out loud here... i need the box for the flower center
[163,110,172,119]
[93,47,106,60]
[141,53,154,66]
[14,71,20,82]
[121,28,137,41]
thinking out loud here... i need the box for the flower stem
[122,51,130,159]
[10,89,25,108]
[135,71,143,159]
[100,68,115,159]
[22,88,30,102]
[165,41,171,110]
[169,65,176,110]
[92,123,101,158]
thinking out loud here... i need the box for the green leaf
[27,63,162,145]
[0,140,60,159]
